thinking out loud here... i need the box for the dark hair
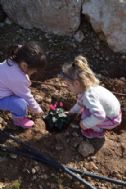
[7,41,47,69]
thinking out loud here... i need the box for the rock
[4,17,12,25]
[9,154,17,159]
[82,0,126,53]
[72,131,79,137]
[70,123,79,129]
[45,97,52,103]
[1,0,82,35]
[88,162,99,171]
[121,55,126,60]
[31,168,36,174]
[0,182,5,189]
[74,30,84,42]
[35,95,43,103]
[55,144,63,151]
[40,174,48,179]
[78,141,95,157]
[120,77,125,81]
[0,124,3,129]
[38,185,44,189]
[0,117,3,124]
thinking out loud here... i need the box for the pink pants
[81,108,122,130]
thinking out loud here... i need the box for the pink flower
[59,102,63,107]
[54,102,58,108]
[49,104,56,111]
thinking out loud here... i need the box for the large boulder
[0,0,81,35]
[82,0,126,53]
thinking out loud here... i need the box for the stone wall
[1,0,126,53]
[0,0,81,35]
[82,0,126,53]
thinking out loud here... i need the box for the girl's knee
[12,98,28,116]
[17,98,27,110]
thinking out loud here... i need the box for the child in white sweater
[62,56,121,138]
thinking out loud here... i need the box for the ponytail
[62,55,99,90]
[72,55,89,72]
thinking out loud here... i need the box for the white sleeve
[69,103,82,114]
[82,90,106,128]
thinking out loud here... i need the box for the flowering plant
[43,101,71,132]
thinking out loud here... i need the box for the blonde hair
[62,55,99,90]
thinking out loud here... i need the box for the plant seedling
[43,101,71,132]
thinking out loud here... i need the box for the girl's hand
[64,111,74,115]
[64,111,69,115]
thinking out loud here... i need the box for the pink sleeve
[9,77,42,113]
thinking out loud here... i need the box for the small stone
[38,185,44,189]
[45,97,52,103]
[9,154,17,159]
[78,141,95,158]
[88,162,98,171]
[0,182,5,189]
[96,74,102,79]
[0,124,3,129]
[105,57,109,61]
[59,184,64,189]
[120,77,125,81]
[70,123,79,129]
[74,30,84,42]
[121,55,126,60]
[72,131,79,137]
[55,144,63,151]
[2,121,8,126]
[31,168,36,174]
[90,156,96,161]
[66,138,70,143]
[35,95,43,103]
[40,174,48,179]
[51,173,55,177]
[5,17,12,25]
[0,117,3,124]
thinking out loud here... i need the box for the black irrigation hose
[0,145,96,189]
[68,167,126,186]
